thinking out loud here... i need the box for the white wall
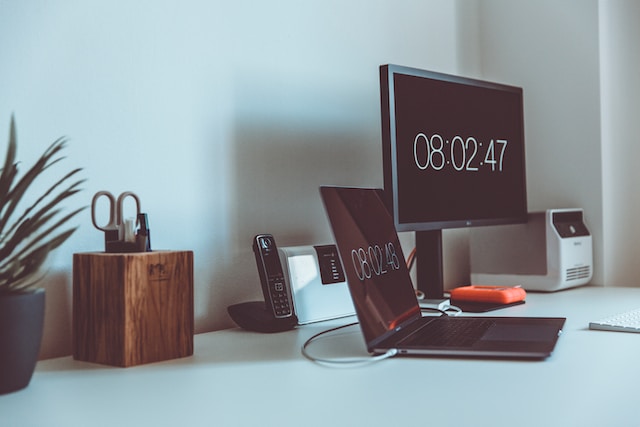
[0,0,459,358]
[3,1,629,360]
[458,0,603,283]
[468,0,640,289]
[600,0,640,286]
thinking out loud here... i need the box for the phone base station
[227,301,298,333]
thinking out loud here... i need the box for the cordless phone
[253,234,293,318]
[227,234,297,333]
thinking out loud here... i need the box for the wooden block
[73,251,194,367]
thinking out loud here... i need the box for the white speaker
[470,209,592,292]
[278,245,355,324]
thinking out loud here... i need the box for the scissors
[91,191,141,235]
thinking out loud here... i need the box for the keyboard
[400,318,495,347]
[589,307,640,333]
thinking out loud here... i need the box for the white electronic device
[278,245,355,324]
[469,209,592,292]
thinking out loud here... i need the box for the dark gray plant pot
[0,289,45,395]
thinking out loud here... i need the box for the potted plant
[0,115,84,394]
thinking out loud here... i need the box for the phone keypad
[270,278,291,317]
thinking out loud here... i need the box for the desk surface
[2,285,640,427]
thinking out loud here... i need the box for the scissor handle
[91,191,142,232]
[116,192,141,225]
[91,191,118,231]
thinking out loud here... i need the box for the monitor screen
[381,64,528,232]
[380,64,528,299]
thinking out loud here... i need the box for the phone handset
[253,234,293,318]
[227,234,298,333]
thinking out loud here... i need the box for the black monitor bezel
[380,64,528,232]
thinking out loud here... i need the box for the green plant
[0,115,85,294]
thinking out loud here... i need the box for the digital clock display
[320,186,421,342]
[391,72,527,228]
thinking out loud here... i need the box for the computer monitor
[380,64,528,300]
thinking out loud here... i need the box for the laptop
[320,186,565,359]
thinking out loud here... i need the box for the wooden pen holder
[72,251,194,367]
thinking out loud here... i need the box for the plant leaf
[0,227,78,291]
[2,170,85,241]
[0,115,18,234]
[0,206,85,273]
[0,136,68,234]
[0,117,84,293]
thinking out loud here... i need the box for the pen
[137,213,152,252]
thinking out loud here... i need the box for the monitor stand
[415,230,448,306]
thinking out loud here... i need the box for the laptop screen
[320,186,421,345]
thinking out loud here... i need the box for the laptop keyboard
[400,318,495,347]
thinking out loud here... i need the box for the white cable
[301,322,398,367]
[301,307,456,367]
[441,304,463,316]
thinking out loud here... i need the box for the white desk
[2,286,640,427]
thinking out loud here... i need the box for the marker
[137,213,152,252]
